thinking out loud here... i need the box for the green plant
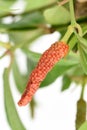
[0,0,87,130]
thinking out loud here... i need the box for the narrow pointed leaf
[0,12,45,30]
[76,99,86,130]
[22,48,40,76]
[61,75,71,91]
[75,33,87,54]
[9,29,43,46]
[76,34,87,48]
[41,60,77,87]
[12,59,28,93]
[3,68,25,130]
[78,44,87,74]
[27,58,38,76]
[30,98,36,118]
[25,0,57,11]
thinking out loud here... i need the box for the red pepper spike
[18,41,69,106]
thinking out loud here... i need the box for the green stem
[69,0,76,25]
[61,25,73,43]
[81,83,85,99]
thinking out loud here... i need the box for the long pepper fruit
[18,41,69,106]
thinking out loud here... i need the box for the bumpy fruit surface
[18,41,69,106]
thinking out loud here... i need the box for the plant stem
[69,0,76,25]
[81,82,85,99]
[61,25,73,43]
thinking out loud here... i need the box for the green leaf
[12,59,28,93]
[9,29,43,46]
[30,98,36,118]
[22,48,40,75]
[12,12,45,29]
[78,121,87,130]
[76,99,86,130]
[27,57,38,76]
[25,0,57,11]
[20,12,45,26]
[80,43,87,55]
[22,48,41,62]
[44,6,70,25]
[78,36,87,47]
[41,59,78,87]
[3,68,26,130]
[0,1,15,17]
[61,75,71,91]
[23,48,79,87]
[78,44,87,74]
[66,64,84,77]
[0,12,45,30]
[75,33,87,54]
